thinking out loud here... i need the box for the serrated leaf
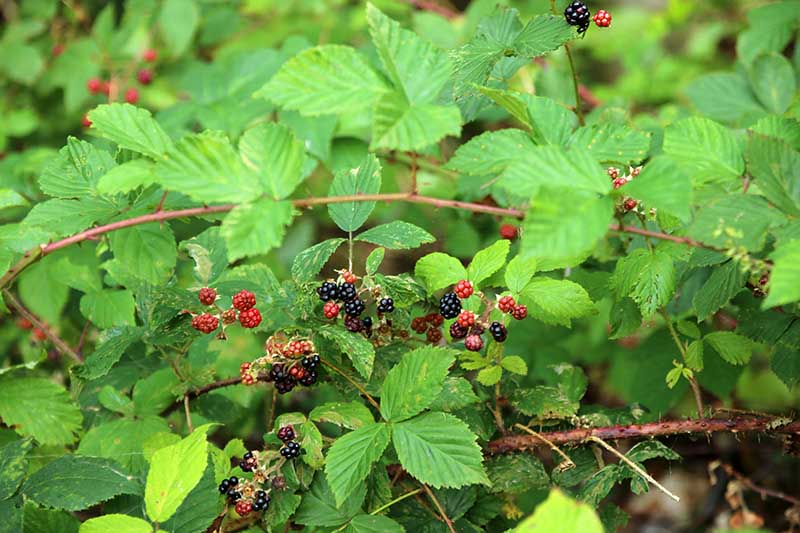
[97,159,157,194]
[746,134,800,216]
[79,289,136,328]
[0,377,81,446]
[625,440,681,463]
[310,401,375,430]
[88,104,173,158]
[356,221,434,250]
[686,340,704,372]
[371,92,462,151]
[343,514,404,533]
[445,128,535,175]
[501,355,528,375]
[0,439,32,500]
[476,365,503,386]
[414,252,466,294]
[145,425,212,522]
[380,346,456,422]
[366,247,385,276]
[75,326,142,381]
[510,386,579,419]
[609,298,642,340]
[467,240,509,287]
[23,197,119,238]
[693,260,747,320]
[318,325,376,379]
[685,72,765,126]
[622,156,691,221]
[39,137,116,198]
[663,117,744,184]
[704,332,755,365]
[504,255,537,294]
[221,198,294,261]
[239,122,307,200]
[487,454,548,494]
[520,277,595,327]
[749,53,796,114]
[328,155,382,232]
[568,123,650,165]
[325,422,391,506]
[260,45,388,116]
[392,412,488,489]
[97,386,133,415]
[764,240,800,308]
[79,515,152,533]
[430,377,480,412]
[109,223,177,284]
[158,0,199,58]
[292,239,345,282]
[751,115,800,150]
[519,489,603,532]
[300,420,325,469]
[295,472,365,527]
[610,249,675,318]
[23,456,140,511]
[179,227,228,285]
[500,146,610,198]
[157,131,261,203]
[688,195,784,252]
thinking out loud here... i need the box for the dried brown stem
[422,483,456,533]
[720,462,800,506]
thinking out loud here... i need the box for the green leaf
[325,422,391,506]
[109,223,177,284]
[158,0,199,58]
[328,155,382,232]
[748,53,796,114]
[693,260,747,320]
[487,454,549,494]
[501,355,528,376]
[610,249,675,318]
[476,365,503,386]
[356,221,435,250]
[310,401,375,430]
[145,425,212,522]
[704,332,755,365]
[79,289,136,328]
[318,325,376,380]
[96,159,157,194]
[736,2,800,65]
[343,514,404,533]
[445,128,535,175]
[179,227,228,285]
[221,198,294,261]
[751,115,800,150]
[685,340,704,372]
[371,92,462,151]
[520,278,595,327]
[0,42,44,85]
[366,247,385,276]
[764,240,800,308]
[295,472,365,527]
[0,439,32,500]
[414,252,466,294]
[688,195,784,252]
[625,440,681,463]
[0,377,81,446]
[239,122,307,200]
[260,45,388,116]
[79,515,152,533]
[746,134,800,216]
[380,346,456,422]
[23,198,118,238]
[88,104,173,158]
[663,117,744,184]
[39,137,116,198]
[430,377,480,412]
[510,386,579,419]
[157,131,261,203]
[522,189,614,269]
[0,189,28,210]
[516,489,603,533]
[684,72,765,126]
[74,326,142,381]
[568,124,651,165]
[467,240,509,287]
[22,505,80,533]
[299,420,325,469]
[504,256,537,294]
[501,146,610,197]
[622,156,691,221]
[392,412,488,489]
[292,239,346,282]
[97,386,133,415]
[23,456,140,511]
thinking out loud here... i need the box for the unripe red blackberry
[81,114,92,128]
[454,280,474,299]
[142,48,157,62]
[341,270,357,284]
[192,313,219,334]
[426,313,444,327]
[593,9,612,27]
[137,68,153,85]
[607,167,619,179]
[87,78,103,94]
[344,315,362,332]
[464,334,483,352]
[427,328,442,343]
[238,308,262,328]
[198,287,217,306]
[235,500,252,516]
[613,177,627,189]
[449,322,468,340]
[411,317,428,334]
[323,301,340,319]
[222,308,237,324]
[499,224,517,240]
[232,289,256,311]
[125,88,139,104]
[457,310,476,328]
[511,305,528,320]
[498,295,515,313]
[623,199,638,211]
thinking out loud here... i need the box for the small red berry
[511,305,528,320]
[425,313,444,327]
[464,334,483,352]
[499,224,517,240]
[222,308,237,324]
[87,78,102,93]
[240,362,252,373]
[457,310,476,328]
[32,328,47,341]
[631,166,641,177]
[454,280,474,299]
[137,68,153,85]
[242,374,255,385]
[142,48,157,62]
[411,317,428,334]
[427,328,442,343]
[192,313,219,334]
[323,301,340,319]
[498,295,516,313]
[198,287,217,306]
[759,274,769,286]
[239,308,262,329]
[101,81,111,96]
[623,199,638,211]
[125,88,139,104]
[612,177,627,189]
[81,114,92,128]
[593,9,611,27]
[52,43,64,57]
[341,270,357,284]
[16,318,33,330]
[235,500,252,516]
[607,167,619,179]
[232,289,257,311]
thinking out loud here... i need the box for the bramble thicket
[0,0,799,532]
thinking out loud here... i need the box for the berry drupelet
[275,376,296,394]
[362,316,373,331]
[338,282,357,302]
[280,441,302,459]
[499,224,517,240]
[317,281,339,302]
[198,287,217,306]
[218,476,239,494]
[232,289,256,311]
[439,292,462,319]
[489,321,507,342]
[299,370,318,386]
[564,1,591,33]
[235,500,252,516]
[377,297,395,314]
[427,328,443,343]
[277,425,295,442]
[344,299,365,317]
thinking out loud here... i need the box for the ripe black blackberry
[252,490,270,512]
[218,476,238,493]
[275,375,296,394]
[337,282,357,302]
[344,315,362,332]
[377,297,394,314]
[489,321,507,342]
[270,364,287,382]
[344,299,365,316]
[239,451,257,472]
[449,322,468,339]
[564,1,591,33]
[280,441,302,459]
[277,426,295,442]
[362,316,373,330]
[299,370,317,386]
[317,281,339,302]
[439,292,462,319]
[302,354,320,370]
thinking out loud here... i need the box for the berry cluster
[239,335,322,394]
[411,313,445,343]
[608,166,642,213]
[188,288,262,338]
[316,270,394,338]
[278,425,303,459]
[564,1,591,33]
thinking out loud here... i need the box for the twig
[183,395,194,432]
[719,462,800,506]
[155,190,168,213]
[321,360,381,412]
[75,320,91,356]
[513,423,575,468]
[564,45,584,126]
[422,484,456,533]
[3,289,82,362]
[609,224,724,252]
[587,435,680,502]
[661,310,705,418]
[267,386,278,429]
[408,152,419,195]
[370,488,423,514]
[488,416,800,454]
